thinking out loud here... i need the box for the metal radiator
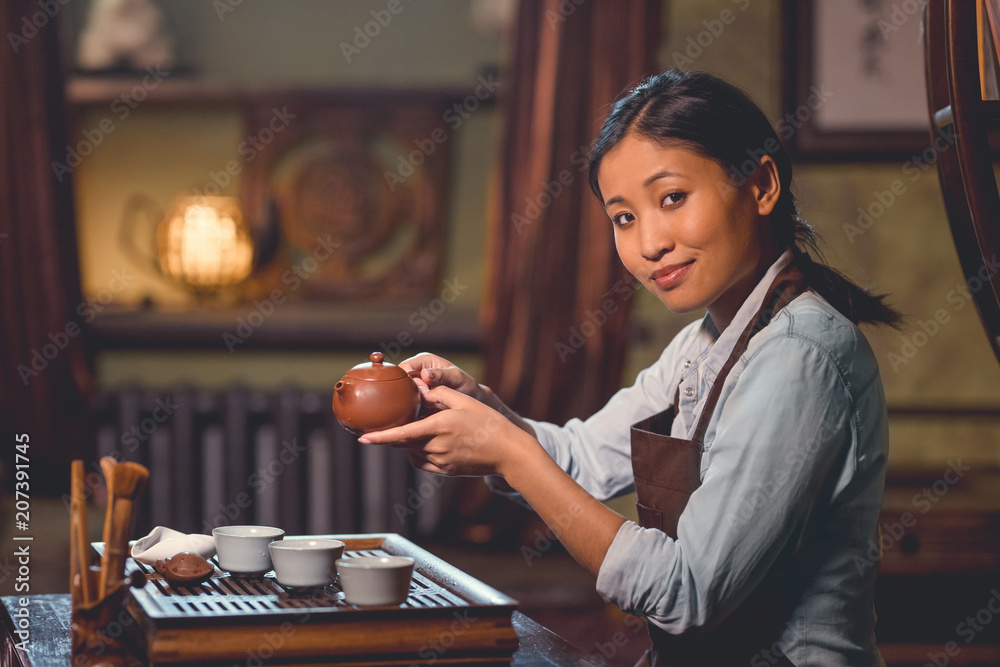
[89,386,449,539]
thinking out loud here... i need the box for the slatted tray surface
[100,534,519,665]
[127,547,468,620]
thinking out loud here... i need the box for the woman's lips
[651,261,694,289]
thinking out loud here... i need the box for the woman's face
[598,134,780,330]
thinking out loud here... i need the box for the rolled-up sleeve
[596,333,859,633]
[487,322,699,503]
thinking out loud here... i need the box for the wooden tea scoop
[99,457,116,553]
[97,457,116,597]
[70,460,92,606]
[99,461,149,597]
[70,461,82,605]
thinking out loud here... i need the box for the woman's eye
[662,192,686,207]
[612,212,635,227]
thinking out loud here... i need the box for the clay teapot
[332,352,422,435]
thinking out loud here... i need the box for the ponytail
[789,216,902,328]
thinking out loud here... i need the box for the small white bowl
[212,525,285,576]
[269,539,345,589]
[336,556,415,606]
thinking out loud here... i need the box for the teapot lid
[344,352,409,381]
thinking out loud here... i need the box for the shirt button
[684,387,695,397]
[683,360,692,369]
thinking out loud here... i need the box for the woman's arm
[394,326,698,502]
[369,324,698,573]
[361,385,626,577]
[500,427,627,577]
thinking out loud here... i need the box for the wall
[70,0,1000,469]
[67,0,505,386]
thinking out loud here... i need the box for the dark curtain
[439,0,661,547]
[484,0,662,423]
[1,3,94,494]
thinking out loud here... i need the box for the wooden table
[0,595,597,666]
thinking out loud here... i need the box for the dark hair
[588,70,901,327]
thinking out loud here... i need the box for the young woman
[361,70,899,666]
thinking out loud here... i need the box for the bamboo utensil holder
[70,459,149,666]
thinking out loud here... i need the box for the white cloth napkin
[130,526,216,565]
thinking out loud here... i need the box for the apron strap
[689,261,807,444]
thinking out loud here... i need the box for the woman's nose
[639,219,670,262]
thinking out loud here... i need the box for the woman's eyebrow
[644,170,683,186]
[604,171,686,209]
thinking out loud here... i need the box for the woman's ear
[750,155,781,216]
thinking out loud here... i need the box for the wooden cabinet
[876,467,1000,666]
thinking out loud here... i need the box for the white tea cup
[336,556,415,606]
[212,525,284,576]
[269,539,345,589]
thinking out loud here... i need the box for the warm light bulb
[157,196,254,293]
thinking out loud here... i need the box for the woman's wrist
[476,385,537,438]
[472,382,493,405]
[495,428,547,485]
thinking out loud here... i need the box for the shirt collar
[695,248,795,383]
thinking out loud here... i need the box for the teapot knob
[370,352,384,365]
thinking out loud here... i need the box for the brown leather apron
[630,262,807,667]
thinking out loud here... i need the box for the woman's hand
[398,353,536,437]
[358,385,532,478]
[398,353,483,399]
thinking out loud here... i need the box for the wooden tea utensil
[99,457,116,551]
[97,457,116,597]
[70,460,92,606]
[99,461,149,597]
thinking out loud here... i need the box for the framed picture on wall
[783,0,932,160]
[239,92,456,303]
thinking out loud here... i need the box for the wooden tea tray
[97,533,519,666]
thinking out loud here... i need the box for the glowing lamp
[156,196,254,293]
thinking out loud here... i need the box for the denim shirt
[517,251,889,666]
